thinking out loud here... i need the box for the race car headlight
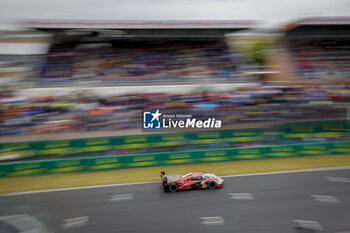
[217,179,223,184]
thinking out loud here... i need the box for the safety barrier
[0,140,349,177]
[1,119,348,159]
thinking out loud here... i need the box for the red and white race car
[161,171,224,192]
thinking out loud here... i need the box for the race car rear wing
[160,171,167,185]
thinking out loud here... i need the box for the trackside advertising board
[0,140,349,177]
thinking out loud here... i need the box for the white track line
[110,193,133,202]
[311,195,340,204]
[294,220,324,231]
[62,216,89,229]
[325,176,350,183]
[1,166,350,197]
[229,193,254,200]
[199,216,224,225]
[0,181,158,197]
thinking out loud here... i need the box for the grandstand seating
[39,41,246,84]
[1,83,348,137]
[289,41,350,79]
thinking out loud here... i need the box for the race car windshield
[203,173,216,179]
[182,173,192,178]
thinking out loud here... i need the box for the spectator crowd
[289,41,350,79]
[1,82,349,137]
[39,41,248,85]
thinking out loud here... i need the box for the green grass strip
[0,154,349,194]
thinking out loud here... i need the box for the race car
[160,171,224,192]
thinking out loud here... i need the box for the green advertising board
[0,140,349,177]
[1,119,348,160]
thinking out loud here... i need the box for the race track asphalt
[0,167,349,233]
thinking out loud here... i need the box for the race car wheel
[168,184,178,193]
[207,181,217,190]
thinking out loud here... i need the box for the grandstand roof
[284,17,350,40]
[19,20,257,29]
[285,17,350,31]
[298,17,350,25]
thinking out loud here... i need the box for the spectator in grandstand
[1,83,349,137]
[289,41,350,78]
[39,41,243,84]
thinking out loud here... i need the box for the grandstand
[19,20,258,86]
[284,17,350,80]
[1,19,349,140]
[0,30,49,85]
[1,82,348,139]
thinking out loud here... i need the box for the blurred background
[0,17,349,160]
[0,0,350,233]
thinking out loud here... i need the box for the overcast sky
[0,0,349,29]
